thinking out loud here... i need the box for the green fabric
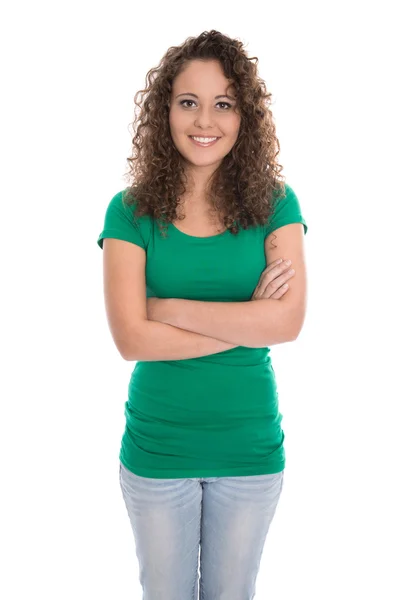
[97,183,308,478]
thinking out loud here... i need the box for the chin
[186,157,225,169]
[181,148,228,165]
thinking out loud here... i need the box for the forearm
[124,319,238,362]
[159,298,296,348]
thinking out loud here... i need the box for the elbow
[283,307,306,343]
[121,346,141,362]
[121,338,141,361]
[118,343,135,361]
[290,315,306,341]
[289,330,301,342]
[117,334,142,362]
[118,321,148,361]
[121,348,134,361]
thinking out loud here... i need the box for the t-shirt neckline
[169,221,230,240]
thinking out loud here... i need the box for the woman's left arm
[148,223,307,348]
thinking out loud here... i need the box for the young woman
[97,29,308,600]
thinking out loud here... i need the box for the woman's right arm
[102,238,238,362]
[128,319,237,361]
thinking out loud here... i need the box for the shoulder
[107,188,136,213]
[104,189,148,225]
[271,182,298,207]
[265,182,308,237]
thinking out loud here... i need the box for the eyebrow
[175,93,236,101]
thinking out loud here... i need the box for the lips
[188,136,221,148]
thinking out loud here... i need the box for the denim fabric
[119,461,284,600]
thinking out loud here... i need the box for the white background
[1,1,399,598]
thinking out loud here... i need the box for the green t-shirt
[97,183,308,478]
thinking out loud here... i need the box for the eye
[179,100,232,110]
[180,99,196,108]
[216,102,232,110]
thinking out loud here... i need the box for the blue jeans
[119,461,284,600]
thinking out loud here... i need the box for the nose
[194,106,214,129]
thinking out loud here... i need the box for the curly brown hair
[122,29,286,238]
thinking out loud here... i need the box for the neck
[184,162,221,198]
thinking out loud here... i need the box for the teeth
[191,136,218,143]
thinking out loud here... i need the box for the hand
[251,258,295,300]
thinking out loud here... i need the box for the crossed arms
[145,222,307,350]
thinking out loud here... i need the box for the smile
[188,136,220,147]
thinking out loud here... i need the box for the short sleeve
[264,183,308,239]
[97,190,146,250]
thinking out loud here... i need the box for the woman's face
[169,59,241,173]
